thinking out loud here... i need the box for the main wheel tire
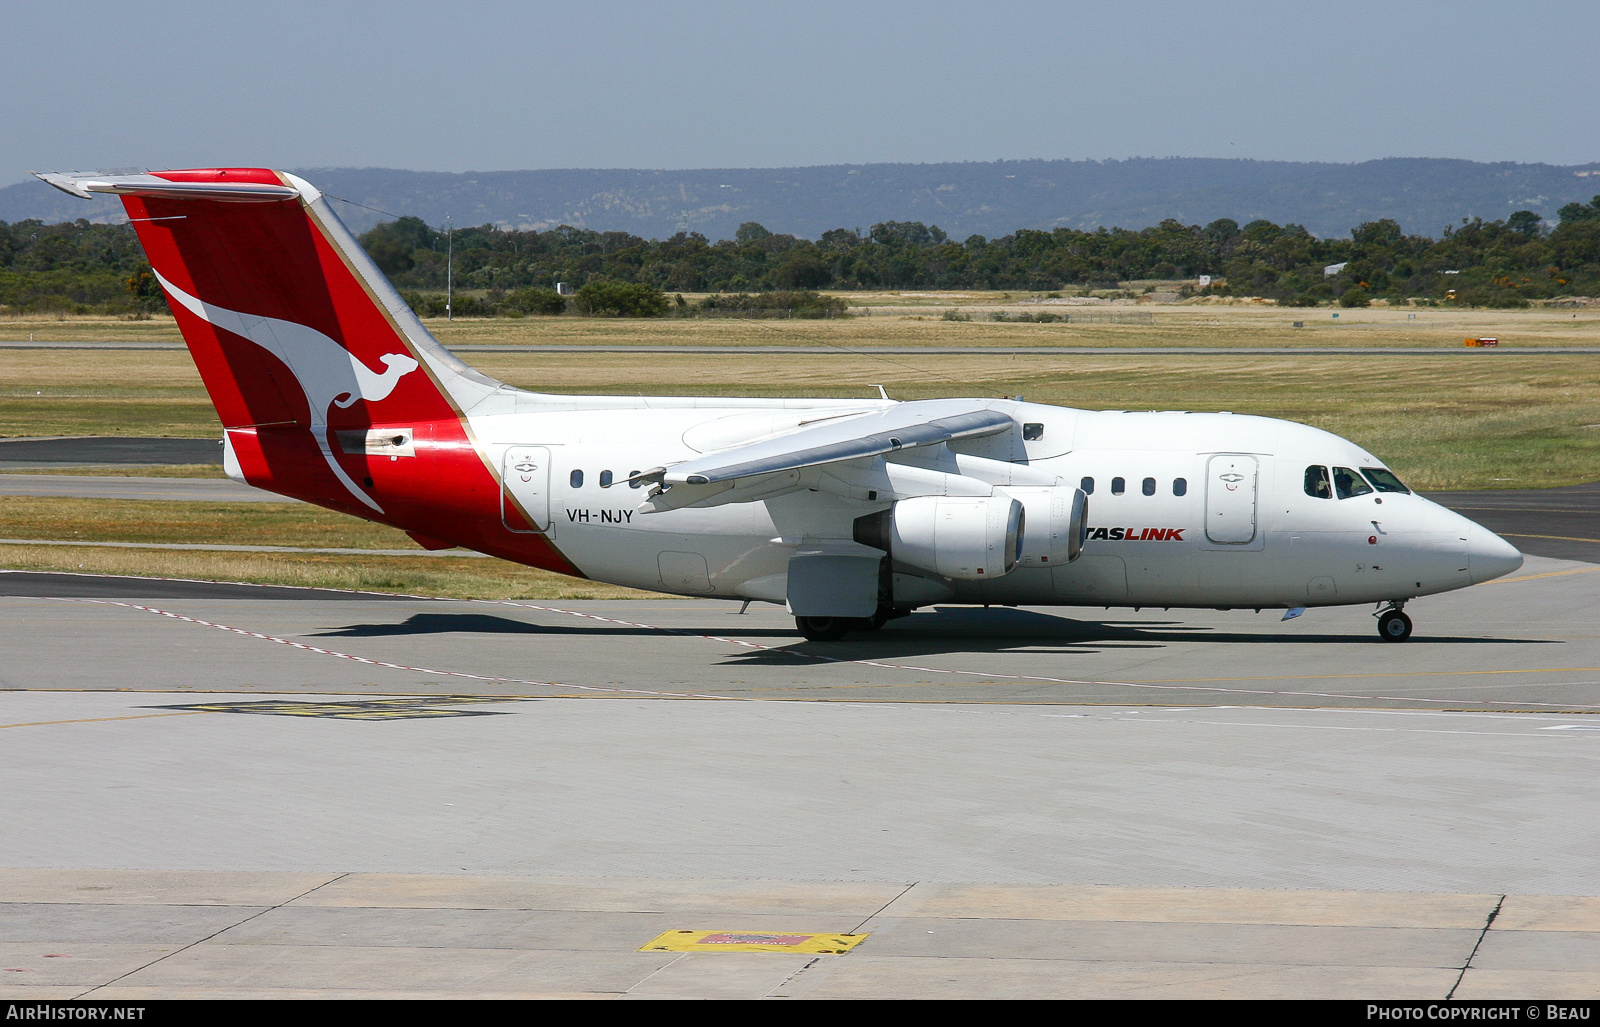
[796,616,850,641]
[1378,610,1413,642]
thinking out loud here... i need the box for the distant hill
[5,157,1599,240]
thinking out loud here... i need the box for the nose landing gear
[1375,601,1413,642]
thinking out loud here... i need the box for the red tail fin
[36,168,578,575]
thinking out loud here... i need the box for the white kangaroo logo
[155,270,419,511]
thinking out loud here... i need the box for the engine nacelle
[859,494,1025,580]
[1002,485,1088,567]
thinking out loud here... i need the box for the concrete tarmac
[3,554,1597,709]
[0,436,222,468]
[3,485,1599,996]
[2,687,1598,998]
[0,474,287,502]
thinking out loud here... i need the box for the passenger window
[628,470,642,489]
[1333,466,1373,499]
[1304,465,1331,499]
[1023,422,1044,441]
[1141,477,1156,496]
[1361,467,1411,494]
[1111,477,1126,496]
[599,470,613,488]
[1080,476,1094,495]
[569,469,584,488]
[1173,477,1187,497]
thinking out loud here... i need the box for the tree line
[3,199,1598,316]
[0,219,166,316]
[361,200,1600,310]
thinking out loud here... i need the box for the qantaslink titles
[1088,527,1186,541]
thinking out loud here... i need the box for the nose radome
[1467,523,1524,584]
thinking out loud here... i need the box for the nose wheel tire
[1378,609,1413,642]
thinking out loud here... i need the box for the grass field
[3,300,1597,349]
[3,345,1596,490]
[0,497,658,598]
[2,304,1595,596]
[0,540,658,600]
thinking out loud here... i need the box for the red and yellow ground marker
[640,930,868,954]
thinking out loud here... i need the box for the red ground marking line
[42,598,738,703]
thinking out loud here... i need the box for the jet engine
[855,494,1025,579]
[1002,485,1088,567]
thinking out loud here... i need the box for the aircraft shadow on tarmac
[308,608,1552,660]
[312,611,803,638]
[727,606,1555,664]
[310,613,671,637]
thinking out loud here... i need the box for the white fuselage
[465,399,1521,610]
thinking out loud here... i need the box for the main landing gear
[795,606,908,642]
[1375,601,1413,642]
[795,616,853,641]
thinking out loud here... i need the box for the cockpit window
[1333,466,1373,499]
[1361,467,1411,494]
[1304,465,1331,499]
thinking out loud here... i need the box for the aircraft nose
[1466,522,1523,584]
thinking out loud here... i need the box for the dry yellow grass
[0,496,411,548]
[415,305,1600,350]
[0,495,666,598]
[0,543,660,600]
[4,303,1597,349]
[5,337,1600,489]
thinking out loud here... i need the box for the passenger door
[1205,454,1258,544]
[501,446,553,535]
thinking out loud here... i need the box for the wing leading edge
[655,401,1015,486]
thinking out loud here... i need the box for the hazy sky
[5,0,1597,186]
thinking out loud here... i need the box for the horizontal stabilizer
[35,171,299,203]
[661,401,1014,486]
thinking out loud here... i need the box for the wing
[652,399,1015,486]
